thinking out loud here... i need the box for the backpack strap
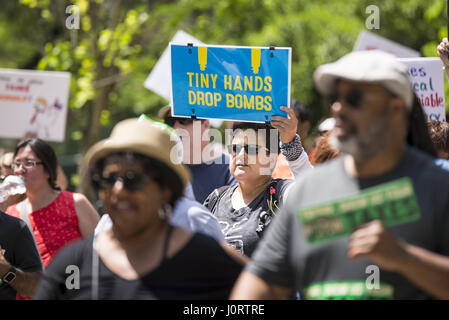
[256,179,283,236]
[204,185,231,213]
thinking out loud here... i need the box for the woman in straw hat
[35,117,246,300]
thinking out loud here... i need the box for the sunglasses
[228,144,269,155]
[164,115,195,127]
[328,89,364,109]
[94,171,153,192]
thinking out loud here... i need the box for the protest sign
[353,31,420,58]
[0,69,70,142]
[296,178,421,244]
[398,57,445,121]
[145,30,204,101]
[144,30,223,127]
[170,44,291,123]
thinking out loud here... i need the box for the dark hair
[406,94,437,157]
[427,120,449,154]
[163,111,204,128]
[290,99,311,123]
[231,122,280,154]
[311,131,341,165]
[90,152,183,206]
[14,138,60,190]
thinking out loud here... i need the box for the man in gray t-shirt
[231,50,449,300]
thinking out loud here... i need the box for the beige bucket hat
[84,117,190,187]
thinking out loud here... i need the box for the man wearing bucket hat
[35,117,245,300]
[159,105,236,204]
[231,50,449,300]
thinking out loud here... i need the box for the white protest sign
[354,31,420,58]
[0,69,70,142]
[145,30,205,100]
[144,30,223,128]
[398,58,445,121]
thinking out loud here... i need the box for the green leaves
[424,0,444,22]
[2,0,449,167]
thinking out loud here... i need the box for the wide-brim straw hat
[84,117,190,187]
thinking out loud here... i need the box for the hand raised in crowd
[347,220,409,272]
[437,38,449,68]
[271,106,298,144]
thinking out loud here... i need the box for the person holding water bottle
[5,138,100,272]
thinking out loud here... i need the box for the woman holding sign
[204,106,312,257]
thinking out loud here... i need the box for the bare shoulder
[72,192,97,211]
[72,192,89,203]
[72,192,99,237]
[72,193,99,220]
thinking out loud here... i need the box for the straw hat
[84,117,190,187]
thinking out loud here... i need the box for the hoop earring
[158,204,173,221]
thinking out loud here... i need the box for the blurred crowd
[1,40,449,301]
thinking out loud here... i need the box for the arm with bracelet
[271,106,313,178]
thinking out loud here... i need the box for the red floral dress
[6,191,82,300]
[6,191,82,268]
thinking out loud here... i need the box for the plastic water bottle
[0,175,26,202]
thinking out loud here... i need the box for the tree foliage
[0,0,447,189]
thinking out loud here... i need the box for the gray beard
[329,110,392,163]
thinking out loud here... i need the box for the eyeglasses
[328,89,364,109]
[164,115,195,127]
[228,144,269,156]
[13,160,43,169]
[94,171,153,192]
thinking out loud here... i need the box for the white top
[94,196,225,242]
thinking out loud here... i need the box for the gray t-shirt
[247,147,449,299]
[210,180,292,257]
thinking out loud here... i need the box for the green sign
[304,281,394,300]
[296,178,421,244]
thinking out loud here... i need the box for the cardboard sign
[170,44,291,123]
[296,178,421,244]
[0,69,70,142]
[398,57,446,121]
[353,31,420,58]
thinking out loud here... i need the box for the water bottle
[0,175,26,203]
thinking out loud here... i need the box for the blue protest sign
[170,44,291,123]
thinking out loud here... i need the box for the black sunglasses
[328,89,364,109]
[163,115,195,127]
[228,144,269,155]
[94,171,152,192]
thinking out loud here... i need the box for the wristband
[280,134,303,161]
